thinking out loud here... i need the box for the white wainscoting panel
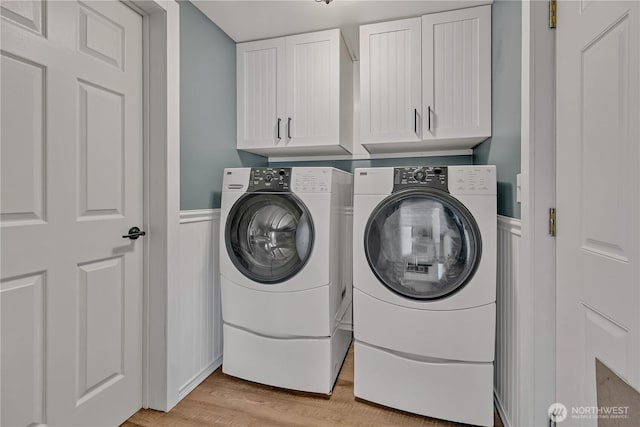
[176,209,222,401]
[495,215,521,427]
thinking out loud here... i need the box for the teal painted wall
[473,0,521,218]
[180,0,266,210]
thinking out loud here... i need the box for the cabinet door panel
[423,6,491,140]
[237,39,285,149]
[360,18,422,144]
[285,29,339,147]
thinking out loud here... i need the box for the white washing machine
[220,167,353,394]
[353,166,496,426]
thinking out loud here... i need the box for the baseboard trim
[494,391,512,427]
[178,355,223,400]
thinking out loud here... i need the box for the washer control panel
[393,167,449,193]
[248,167,291,192]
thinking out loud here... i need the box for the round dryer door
[225,192,314,284]
[365,189,482,300]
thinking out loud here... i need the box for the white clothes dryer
[220,167,352,394]
[353,166,496,426]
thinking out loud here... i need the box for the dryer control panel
[291,168,332,193]
[248,167,291,192]
[393,167,449,193]
[448,166,496,195]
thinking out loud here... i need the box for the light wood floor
[123,345,503,427]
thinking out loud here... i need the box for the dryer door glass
[365,189,482,300]
[226,193,314,284]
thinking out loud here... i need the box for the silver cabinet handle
[277,118,281,140]
[287,117,292,139]
[414,108,418,133]
[428,106,432,131]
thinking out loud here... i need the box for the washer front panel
[364,188,482,300]
[225,192,314,284]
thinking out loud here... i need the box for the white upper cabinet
[237,38,285,151]
[360,5,492,154]
[360,18,422,147]
[286,31,337,147]
[237,29,353,157]
[422,5,491,145]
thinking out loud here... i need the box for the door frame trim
[125,0,180,412]
[519,1,556,426]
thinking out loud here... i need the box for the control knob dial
[413,169,427,181]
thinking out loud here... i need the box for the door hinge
[549,0,557,29]
[549,208,556,237]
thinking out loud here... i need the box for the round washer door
[365,188,482,300]
[225,192,314,284]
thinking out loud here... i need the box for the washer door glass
[226,193,314,284]
[365,189,482,300]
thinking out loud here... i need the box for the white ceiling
[191,0,492,60]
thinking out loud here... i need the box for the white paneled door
[556,1,639,426]
[1,1,143,426]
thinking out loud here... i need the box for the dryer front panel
[364,188,481,301]
[225,192,314,284]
